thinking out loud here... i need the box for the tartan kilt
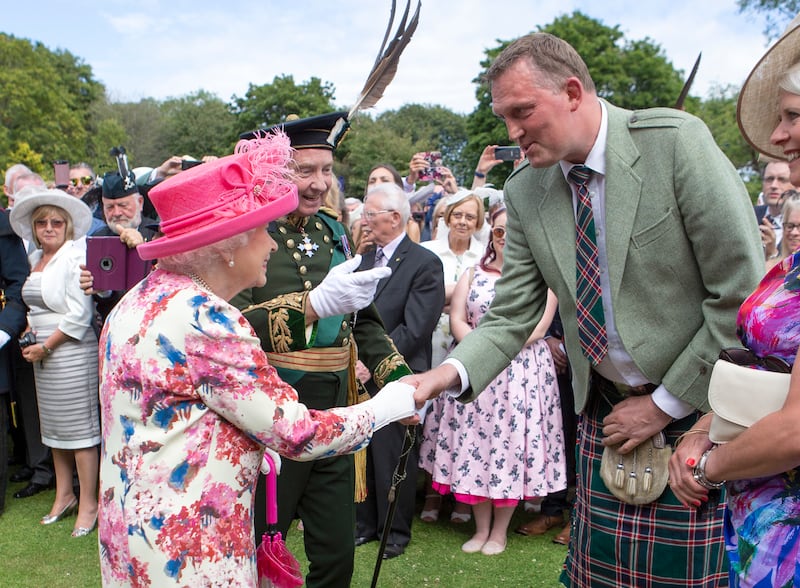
[560,396,729,587]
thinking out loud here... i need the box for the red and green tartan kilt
[560,396,729,587]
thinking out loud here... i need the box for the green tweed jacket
[450,101,764,413]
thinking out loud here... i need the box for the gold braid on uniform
[240,292,308,353]
[372,335,413,388]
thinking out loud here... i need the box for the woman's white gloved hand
[363,381,416,431]
[308,255,392,319]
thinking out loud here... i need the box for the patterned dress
[725,250,800,587]
[421,266,566,503]
[98,270,379,588]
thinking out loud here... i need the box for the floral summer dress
[422,266,567,503]
[98,270,378,587]
[725,250,800,587]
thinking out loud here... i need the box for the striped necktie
[374,247,386,268]
[569,165,608,365]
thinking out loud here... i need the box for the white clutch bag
[708,356,791,444]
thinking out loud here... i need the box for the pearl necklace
[189,272,214,294]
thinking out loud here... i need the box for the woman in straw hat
[96,132,415,587]
[669,13,800,587]
[10,187,99,538]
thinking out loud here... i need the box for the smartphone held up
[418,151,445,182]
[494,146,521,162]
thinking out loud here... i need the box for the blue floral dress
[726,251,800,587]
[98,270,378,587]
[422,266,566,504]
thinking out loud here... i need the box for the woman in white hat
[10,187,99,538]
[96,132,414,587]
[669,13,800,587]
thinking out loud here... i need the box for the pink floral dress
[421,266,567,504]
[98,270,377,587]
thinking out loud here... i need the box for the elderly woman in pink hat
[97,132,415,587]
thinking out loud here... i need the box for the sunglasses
[719,347,791,373]
[492,226,506,238]
[69,176,94,187]
[34,218,65,229]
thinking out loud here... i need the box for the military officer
[234,112,412,588]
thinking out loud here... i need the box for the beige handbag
[599,432,672,505]
[708,354,791,444]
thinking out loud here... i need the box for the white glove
[362,381,416,431]
[308,255,392,319]
[260,447,282,475]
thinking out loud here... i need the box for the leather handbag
[708,348,791,444]
[600,432,672,505]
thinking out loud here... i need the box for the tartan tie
[569,165,608,365]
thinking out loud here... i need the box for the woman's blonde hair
[445,194,485,231]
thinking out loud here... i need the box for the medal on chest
[298,231,319,257]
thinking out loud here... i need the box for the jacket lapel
[603,102,642,300]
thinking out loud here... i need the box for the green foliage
[738,0,800,39]
[0,33,104,174]
[232,75,337,135]
[160,90,238,157]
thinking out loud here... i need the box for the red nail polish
[692,499,701,507]
[685,458,696,467]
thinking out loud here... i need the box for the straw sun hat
[738,13,800,160]
[10,186,92,242]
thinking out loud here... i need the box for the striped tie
[374,247,386,268]
[569,165,608,365]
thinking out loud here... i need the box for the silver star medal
[298,234,319,257]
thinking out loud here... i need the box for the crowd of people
[2,15,800,588]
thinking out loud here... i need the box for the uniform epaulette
[318,206,339,219]
[627,107,691,129]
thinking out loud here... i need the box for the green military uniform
[231,209,410,588]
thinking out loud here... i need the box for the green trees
[465,12,691,187]
[0,11,769,196]
[0,33,103,177]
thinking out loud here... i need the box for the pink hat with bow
[137,132,298,260]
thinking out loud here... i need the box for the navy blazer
[359,235,445,376]
[0,209,30,393]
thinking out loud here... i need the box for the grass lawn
[0,468,568,587]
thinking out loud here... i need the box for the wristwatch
[41,343,53,356]
[692,448,725,490]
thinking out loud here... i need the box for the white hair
[365,182,410,224]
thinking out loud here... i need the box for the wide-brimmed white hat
[738,13,800,159]
[10,186,92,242]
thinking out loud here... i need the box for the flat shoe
[420,494,441,522]
[450,511,471,524]
[481,540,506,556]
[514,514,562,536]
[552,523,571,546]
[461,538,485,553]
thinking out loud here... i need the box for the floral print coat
[98,270,376,587]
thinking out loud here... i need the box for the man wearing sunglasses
[66,164,96,199]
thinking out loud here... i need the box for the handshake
[308,255,391,319]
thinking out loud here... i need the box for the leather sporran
[600,432,672,505]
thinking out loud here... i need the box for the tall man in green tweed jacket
[233,113,412,588]
[406,34,763,587]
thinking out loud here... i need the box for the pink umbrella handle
[264,452,278,525]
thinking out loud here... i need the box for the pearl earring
[228,259,235,268]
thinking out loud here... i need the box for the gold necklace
[189,272,214,294]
